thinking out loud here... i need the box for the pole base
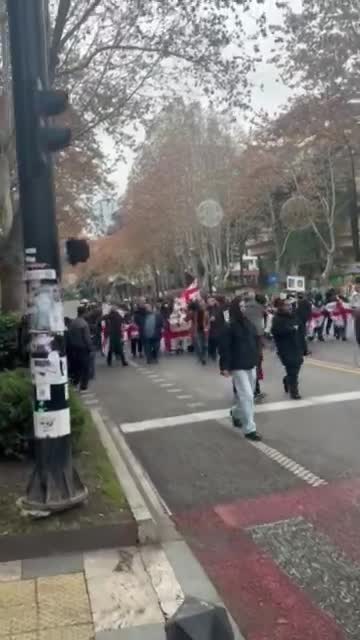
[165,596,234,640]
[20,435,88,517]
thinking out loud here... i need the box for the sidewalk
[0,545,182,639]
[0,402,245,640]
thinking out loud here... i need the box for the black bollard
[165,596,234,640]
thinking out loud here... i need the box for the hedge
[0,313,20,371]
[0,369,88,459]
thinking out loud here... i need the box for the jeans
[144,338,160,363]
[231,368,257,435]
[195,332,207,363]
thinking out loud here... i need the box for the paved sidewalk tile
[0,579,35,609]
[22,554,84,579]
[95,625,166,640]
[37,574,92,630]
[86,548,163,632]
[38,624,94,639]
[0,603,37,637]
[0,561,21,583]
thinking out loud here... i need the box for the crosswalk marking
[120,390,360,434]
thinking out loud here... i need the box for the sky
[106,0,302,198]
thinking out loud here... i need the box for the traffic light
[35,88,72,154]
[66,238,90,266]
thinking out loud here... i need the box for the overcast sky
[107,0,302,197]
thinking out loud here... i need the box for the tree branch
[58,43,203,77]
[49,0,71,80]
[74,54,162,140]
[59,0,102,52]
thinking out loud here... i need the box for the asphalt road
[93,338,360,640]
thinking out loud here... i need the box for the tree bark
[321,251,335,282]
[0,210,25,312]
[348,155,360,261]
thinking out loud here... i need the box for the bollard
[165,596,234,640]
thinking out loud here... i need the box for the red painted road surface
[175,478,360,640]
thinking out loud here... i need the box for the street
[93,340,360,640]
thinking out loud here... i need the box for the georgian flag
[180,279,200,304]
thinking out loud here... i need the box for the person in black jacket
[219,297,262,441]
[207,297,225,361]
[104,308,128,367]
[272,298,303,400]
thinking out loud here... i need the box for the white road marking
[187,402,205,409]
[218,417,327,488]
[167,388,182,393]
[159,383,173,388]
[120,390,360,433]
[177,395,193,400]
[250,440,327,487]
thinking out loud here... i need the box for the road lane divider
[305,358,360,376]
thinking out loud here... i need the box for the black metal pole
[7,0,87,515]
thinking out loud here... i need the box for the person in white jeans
[220,297,262,442]
[232,368,257,435]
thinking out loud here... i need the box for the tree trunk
[321,251,335,283]
[348,156,360,260]
[0,210,25,313]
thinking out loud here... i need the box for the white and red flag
[180,279,200,304]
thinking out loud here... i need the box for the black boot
[283,376,289,394]
[290,384,302,400]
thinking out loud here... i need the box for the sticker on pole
[31,351,68,386]
[28,281,65,332]
[34,408,71,439]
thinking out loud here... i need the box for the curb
[91,409,159,544]
[92,410,245,640]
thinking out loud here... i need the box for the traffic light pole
[7,0,87,515]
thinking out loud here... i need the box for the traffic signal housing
[66,238,90,266]
[35,88,72,154]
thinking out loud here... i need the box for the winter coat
[105,311,124,351]
[272,310,303,366]
[68,317,92,352]
[297,299,312,325]
[244,300,264,336]
[134,307,147,337]
[208,306,225,338]
[143,311,163,341]
[219,317,259,372]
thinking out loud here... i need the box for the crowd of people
[64,278,360,442]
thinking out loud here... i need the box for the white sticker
[36,384,51,401]
[34,408,70,439]
[28,282,64,332]
[25,269,56,281]
[25,248,37,254]
[31,352,67,385]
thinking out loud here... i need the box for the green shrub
[0,369,88,459]
[0,313,20,371]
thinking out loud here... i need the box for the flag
[180,279,200,304]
